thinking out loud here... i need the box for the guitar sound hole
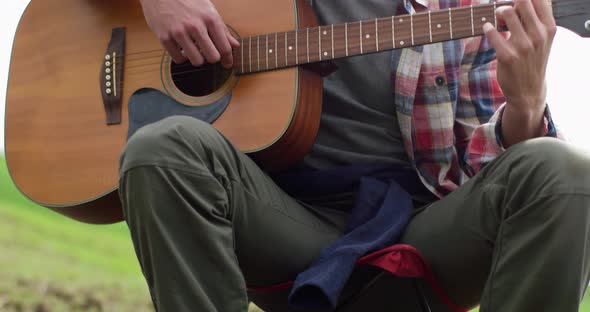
[170,62,232,97]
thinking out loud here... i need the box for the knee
[119,116,220,173]
[507,137,590,194]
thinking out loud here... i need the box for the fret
[494,2,497,28]
[360,20,377,54]
[345,22,349,56]
[428,11,433,43]
[470,5,475,36]
[319,26,322,60]
[359,20,363,54]
[449,8,453,40]
[319,25,332,60]
[276,31,285,68]
[265,34,268,70]
[410,14,414,45]
[257,35,260,71]
[347,21,361,55]
[248,36,252,73]
[393,14,411,48]
[412,12,431,46]
[286,31,297,66]
[333,23,346,59]
[296,29,306,65]
[240,38,244,74]
[430,10,451,43]
[331,24,334,58]
[375,18,379,51]
[306,27,310,63]
[451,7,474,39]
[308,27,320,62]
[377,18,392,51]
[295,29,298,65]
[391,16,396,49]
[266,33,275,70]
[472,4,496,37]
[284,32,287,66]
[274,33,278,68]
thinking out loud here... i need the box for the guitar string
[125,15,494,75]
[114,0,583,78]
[114,0,580,59]
[121,19,551,77]
[118,2,505,60]
[125,25,574,77]
[90,3,520,89]
[117,0,584,70]
[123,11,482,66]
[123,21,571,78]
[99,0,584,88]
[117,0,587,58]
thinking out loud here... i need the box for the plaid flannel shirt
[394,0,560,197]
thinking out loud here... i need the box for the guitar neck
[234,1,512,75]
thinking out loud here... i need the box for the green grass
[1,154,590,311]
[0,155,152,311]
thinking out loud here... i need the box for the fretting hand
[483,0,557,146]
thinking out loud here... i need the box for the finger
[226,27,240,48]
[190,26,221,64]
[174,31,205,66]
[209,21,233,68]
[515,0,542,33]
[483,22,516,64]
[515,0,546,46]
[497,6,534,54]
[161,37,187,64]
[497,6,527,41]
[532,0,554,26]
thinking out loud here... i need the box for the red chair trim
[247,244,476,312]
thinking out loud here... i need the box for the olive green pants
[119,116,590,312]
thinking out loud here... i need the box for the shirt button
[435,76,445,86]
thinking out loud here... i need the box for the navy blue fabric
[270,163,432,310]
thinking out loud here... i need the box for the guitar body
[5,0,322,223]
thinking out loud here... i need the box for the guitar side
[4,0,321,223]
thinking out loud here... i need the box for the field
[0,156,153,311]
[0,155,589,311]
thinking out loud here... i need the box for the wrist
[504,102,546,123]
[501,103,547,147]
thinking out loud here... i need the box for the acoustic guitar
[4,0,589,223]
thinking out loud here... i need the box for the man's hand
[483,0,557,147]
[139,0,240,68]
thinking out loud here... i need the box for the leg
[119,116,348,311]
[401,137,590,311]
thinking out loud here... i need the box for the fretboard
[233,1,512,75]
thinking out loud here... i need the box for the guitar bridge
[100,27,126,125]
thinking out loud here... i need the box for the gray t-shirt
[303,0,410,169]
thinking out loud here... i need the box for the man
[120,0,590,311]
